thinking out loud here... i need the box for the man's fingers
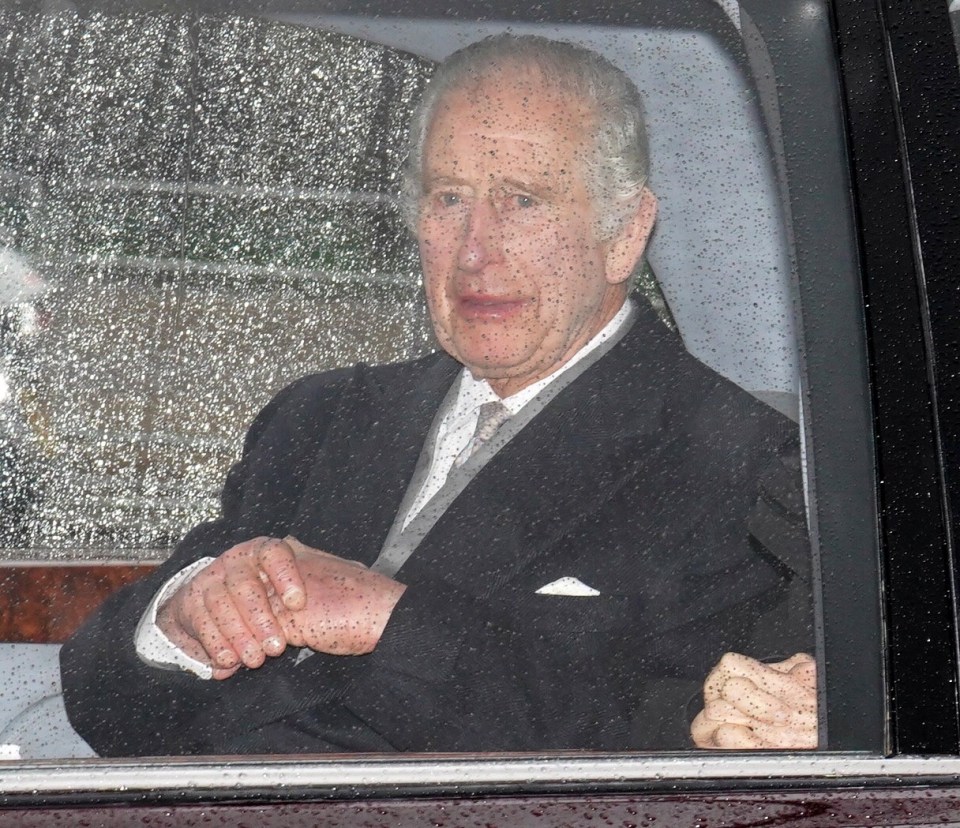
[256,537,305,610]
[223,556,287,657]
[701,655,736,703]
[744,720,819,749]
[720,676,815,727]
[174,575,241,669]
[267,592,307,648]
[690,709,716,748]
[710,652,815,705]
[199,550,286,667]
[788,657,817,690]
[696,652,819,750]
[691,699,758,748]
[701,698,754,726]
[692,707,817,750]
[160,537,304,674]
[158,597,230,670]
[752,665,817,706]
[768,652,815,674]
[181,602,239,670]
[202,581,266,668]
[711,723,767,749]
[702,652,759,702]
[692,709,767,749]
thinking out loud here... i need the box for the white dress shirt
[136,300,635,678]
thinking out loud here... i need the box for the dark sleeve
[59,370,354,756]
[334,577,792,752]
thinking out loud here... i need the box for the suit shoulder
[273,351,447,403]
[248,351,452,435]
[639,314,795,446]
[684,359,795,439]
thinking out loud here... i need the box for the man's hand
[157,536,308,680]
[690,652,818,749]
[267,537,407,656]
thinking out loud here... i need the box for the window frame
[830,0,960,754]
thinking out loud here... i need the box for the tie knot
[453,400,511,469]
[474,400,511,442]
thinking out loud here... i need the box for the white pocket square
[535,577,601,597]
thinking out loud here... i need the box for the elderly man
[62,34,815,755]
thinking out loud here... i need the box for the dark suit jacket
[61,302,812,756]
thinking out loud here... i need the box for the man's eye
[512,194,536,209]
[437,192,462,208]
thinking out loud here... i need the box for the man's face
[417,69,653,397]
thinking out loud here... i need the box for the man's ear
[604,187,658,285]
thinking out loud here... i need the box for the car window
[0,0,892,777]
[1,13,433,555]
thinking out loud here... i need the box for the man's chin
[461,356,558,397]
[459,353,529,380]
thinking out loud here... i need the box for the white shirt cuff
[134,557,217,680]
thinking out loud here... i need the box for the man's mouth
[457,294,528,320]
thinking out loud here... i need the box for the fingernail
[773,709,789,724]
[282,586,305,607]
[216,649,237,667]
[263,636,283,654]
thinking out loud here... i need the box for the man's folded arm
[346,465,819,753]
[687,442,818,750]
[325,572,775,751]
[59,523,242,756]
[59,372,352,756]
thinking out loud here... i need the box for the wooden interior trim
[0,564,156,643]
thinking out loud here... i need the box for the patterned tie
[453,400,511,469]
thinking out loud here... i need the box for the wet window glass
[0,0,874,766]
[0,14,432,556]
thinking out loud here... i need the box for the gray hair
[400,33,651,240]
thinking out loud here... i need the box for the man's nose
[457,198,500,272]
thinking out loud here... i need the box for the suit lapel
[288,354,460,565]
[371,372,464,574]
[398,305,681,592]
